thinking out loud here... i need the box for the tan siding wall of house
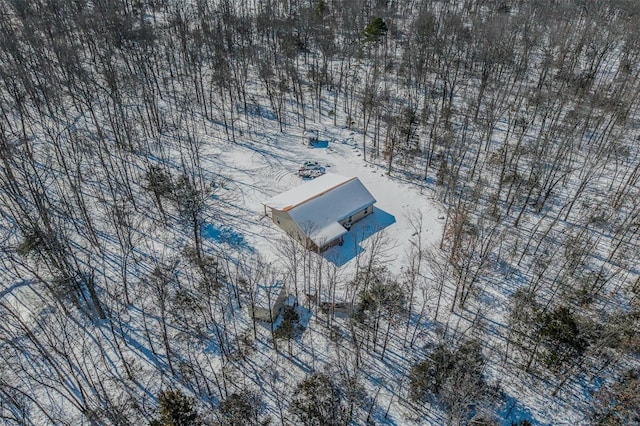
[317,236,343,252]
[271,210,306,243]
[339,204,374,227]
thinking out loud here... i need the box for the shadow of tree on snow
[323,207,396,267]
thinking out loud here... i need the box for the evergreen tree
[150,389,200,426]
[290,374,346,426]
[219,391,265,426]
[363,17,388,42]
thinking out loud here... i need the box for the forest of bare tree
[0,0,639,424]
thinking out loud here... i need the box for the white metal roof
[265,173,355,211]
[264,173,376,247]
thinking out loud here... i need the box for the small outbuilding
[263,173,376,252]
[302,129,319,146]
[248,281,288,322]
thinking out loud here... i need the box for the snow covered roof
[265,173,354,211]
[264,174,376,246]
[254,281,286,309]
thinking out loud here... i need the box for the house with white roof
[263,174,376,252]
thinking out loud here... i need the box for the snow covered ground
[162,120,470,424]
[163,117,562,425]
[0,76,609,426]
[199,124,444,276]
[3,2,636,422]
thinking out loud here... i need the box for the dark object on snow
[298,160,326,178]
